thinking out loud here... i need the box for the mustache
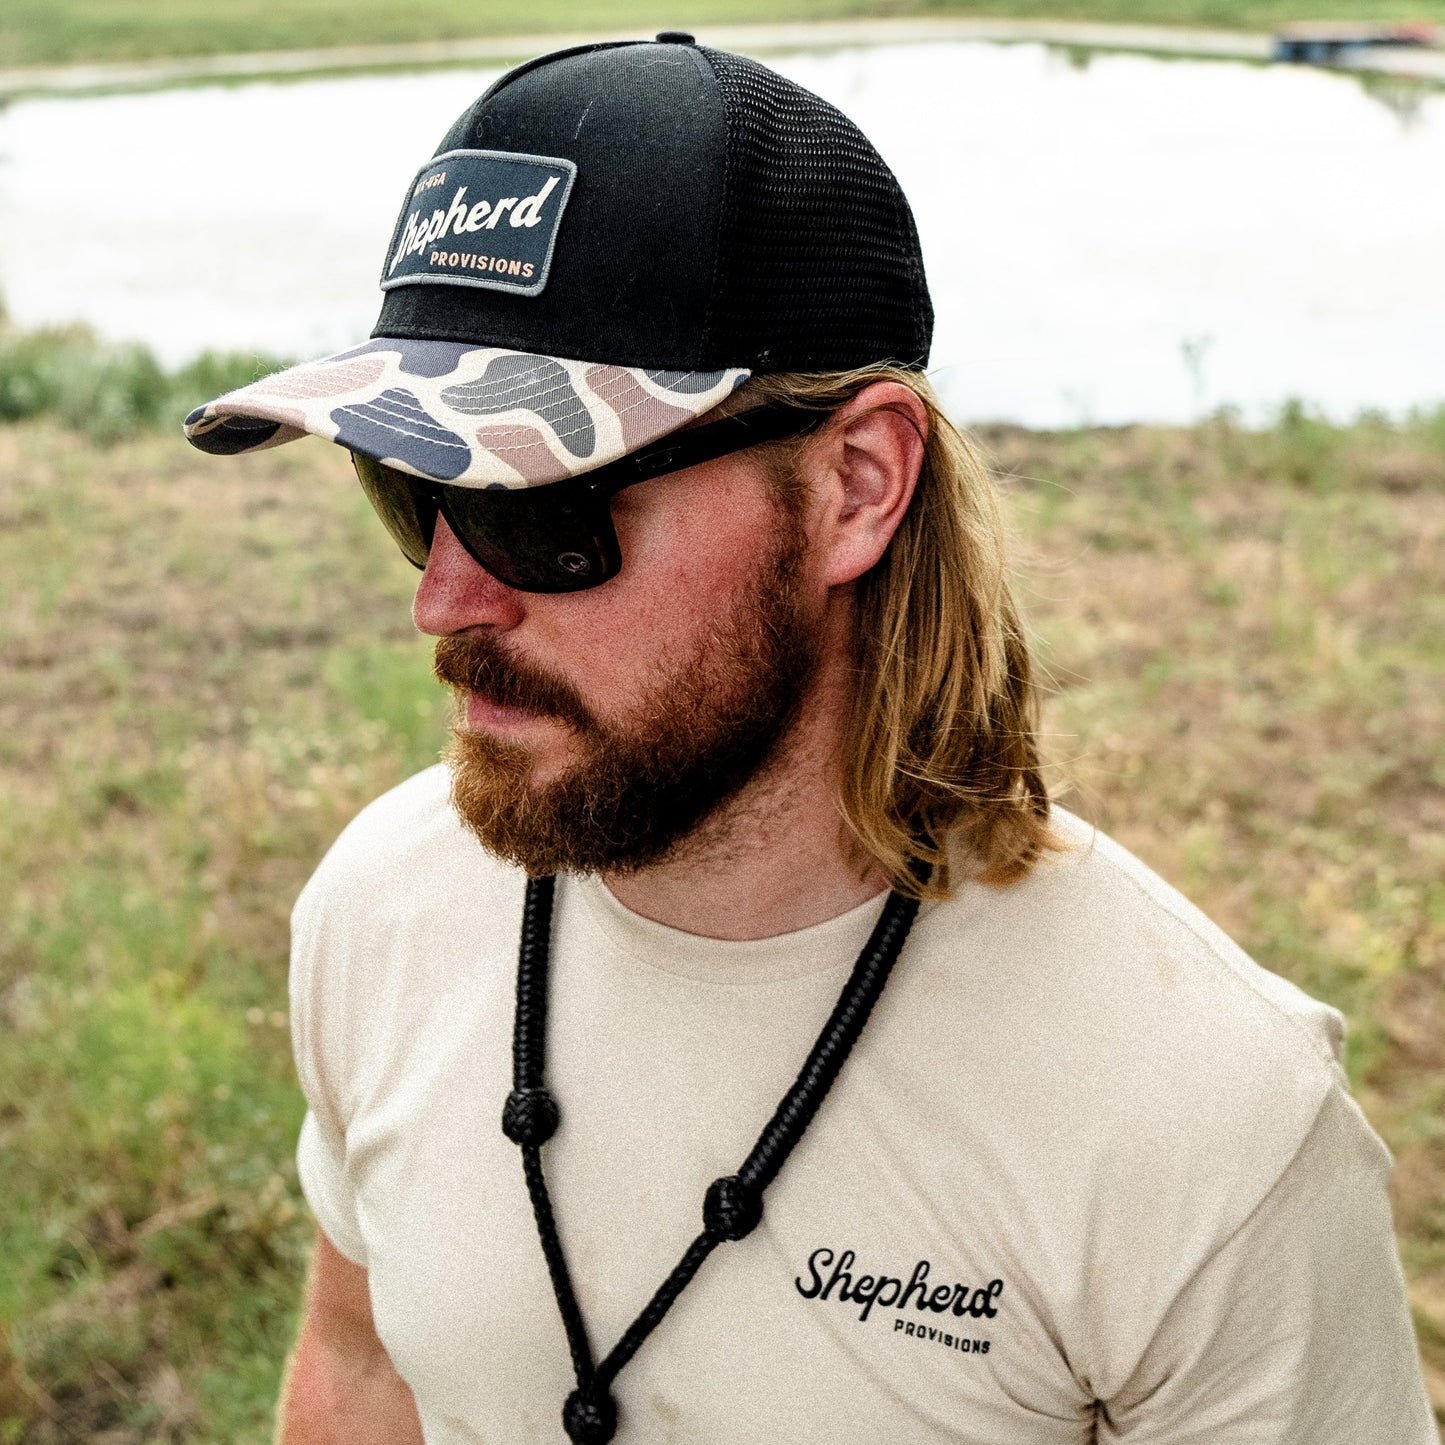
[433,632,596,733]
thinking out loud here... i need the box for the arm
[278,1228,424,1445]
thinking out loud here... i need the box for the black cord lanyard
[500,872,925,1444]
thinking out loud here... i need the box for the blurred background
[1,3,1442,1440]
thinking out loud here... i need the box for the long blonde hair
[735,366,1058,900]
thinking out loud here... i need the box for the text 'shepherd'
[381,149,577,298]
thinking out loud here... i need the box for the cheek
[545,473,780,705]
[629,487,769,604]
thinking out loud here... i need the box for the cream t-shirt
[290,765,1435,1444]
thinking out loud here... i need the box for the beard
[435,518,818,876]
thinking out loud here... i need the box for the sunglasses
[349,400,824,593]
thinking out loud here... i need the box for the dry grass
[1,411,1441,1437]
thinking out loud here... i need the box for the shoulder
[290,763,523,997]
[882,813,1377,1381]
[294,763,512,926]
[288,765,526,1105]
[298,763,461,893]
[910,807,1343,1079]
[982,807,1343,1067]
[888,809,1354,1277]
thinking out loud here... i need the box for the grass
[4,0,1445,68]
[0,420,447,1441]
[1,388,1442,1438]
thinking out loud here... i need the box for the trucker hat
[183,33,933,490]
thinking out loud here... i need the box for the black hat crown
[374,36,933,374]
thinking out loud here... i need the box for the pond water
[1,41,1442,426]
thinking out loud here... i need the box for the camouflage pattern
[183,338,749,488]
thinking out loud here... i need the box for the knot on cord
[562,1386,618,1444]
[502,1087,559,1146]
[703,1174,763,1242]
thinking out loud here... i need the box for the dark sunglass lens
[439,482,622,593]
[351,453,435,569]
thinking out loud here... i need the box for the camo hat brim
[183,337,749,489]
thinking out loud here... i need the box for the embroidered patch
[381,149,576,298]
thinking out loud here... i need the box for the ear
[806,381,928,589]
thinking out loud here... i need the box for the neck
[601,616,886,941]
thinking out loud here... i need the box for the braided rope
[522,1143,598,1389]
[512,872,555,1087]
[504,873,924,1444]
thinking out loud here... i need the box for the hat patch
[382,149,576,299]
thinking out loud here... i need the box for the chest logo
[795,1247,1003,1355]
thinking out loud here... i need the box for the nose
[412,512,527,636]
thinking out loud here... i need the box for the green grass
[4,0,1445,68]
[1,379,1442,1436]
[0,418,447,1440]
[0,323,290,448]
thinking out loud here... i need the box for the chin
[522,758,571,793]
[513,736,588,792]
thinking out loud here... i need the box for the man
[184,34,1435,1445]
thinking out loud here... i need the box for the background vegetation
[0,330,1440,1439]
[0,326,289,451]
[3,0,1445,67]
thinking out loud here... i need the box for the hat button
[655,30,695,43]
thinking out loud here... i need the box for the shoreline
[2,18,1441,102]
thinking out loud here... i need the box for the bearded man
[184,33,1435,1445]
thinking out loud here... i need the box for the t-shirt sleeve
[296,1108,369,1267]
[1097,1082,1436,1444]
[289,871,370,1268]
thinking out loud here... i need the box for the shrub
[0,324,289,446]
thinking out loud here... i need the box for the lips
[464,690,550,732]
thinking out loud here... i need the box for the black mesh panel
[699,47,933,372]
